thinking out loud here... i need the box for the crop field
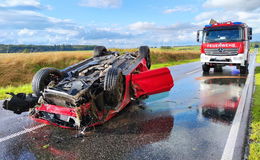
[112,47,200,64]
[0,46,200,99]
[0,51,93,87]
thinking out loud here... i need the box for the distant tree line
[160,46,172,49]
[0,44,97,53]
[250,42,260,48]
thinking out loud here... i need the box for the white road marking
[0,124,47,143]
[221,50,257,160]
[185,68,201,75]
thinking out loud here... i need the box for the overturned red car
[3,46,174,130]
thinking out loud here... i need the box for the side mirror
[197,30,200,42]
[197,30,203,42]
[248,27,252,40]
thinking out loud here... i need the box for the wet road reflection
[200,77,245,124]
[0,66,247,160]
[1,106,174,160]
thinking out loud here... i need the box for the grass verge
[256,53,260,63]
[248,53,260,160]
[151,58,199,70]
[0,84,32,100]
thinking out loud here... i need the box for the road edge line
[0,124,46,143]
[221,50,257,160]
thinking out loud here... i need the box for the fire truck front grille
[205,48,239,56]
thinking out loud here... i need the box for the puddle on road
[125,67,247,160]
[199,77,246,124]
[0,67,248,160]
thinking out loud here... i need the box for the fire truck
[197,20,252,74]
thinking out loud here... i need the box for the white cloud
[0,0,132,46]
[0,0,50,10]
[79,0,122,8]
[163,6,193,14]
[198,0,260,41]
[0,9,74,30]
[195,10,260,35]
[129,21,198,32]
[46,28,79,36]
[195,11,237,23]
[0,19,201,47]
[127,21,200,46]
[0,1,86,45]
[128,22,156,31]
[18,28,35,36]
[203,0,260,11]
[0,0,40,7]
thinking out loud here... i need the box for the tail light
[201,47,205,54]
[238,42,245,54]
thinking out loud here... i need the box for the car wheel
[93,46,107,57]
[139,46,151,69]
[32,68,62,96]
[104,68,125,107]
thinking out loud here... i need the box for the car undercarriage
[3,46,174,130]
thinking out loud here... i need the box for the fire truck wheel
[240,66,248,74]
[214,66,223,72]
[93,46,107,57]
[202,64,210,73]
[104,68,125,107]
[139,46,151,69]
[32,68,62,96]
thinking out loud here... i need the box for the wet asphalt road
[0,61,247,160]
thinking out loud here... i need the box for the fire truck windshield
[203,27,243,43]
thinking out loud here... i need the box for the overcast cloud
[203,0,260,11]
[0,0,259,47]
[199,0,260,35]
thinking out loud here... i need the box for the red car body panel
[36,104,78,117]
[132,67,174,98]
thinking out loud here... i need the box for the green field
[0,84,32,99]
[250,42,260,50]
[151,58,199,69]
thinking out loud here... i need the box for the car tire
[240,66,248,74]
[104,68,124,107]
[139,46,151,69]
[104,68,123,91]
[202,64,210,73]
[240,61,249,74]
[214,66,223,72]
[93,46,107,57]
[32,68,62,96]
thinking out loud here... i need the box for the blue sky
[0,0,260,47]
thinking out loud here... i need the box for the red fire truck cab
[197,21,252,74]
